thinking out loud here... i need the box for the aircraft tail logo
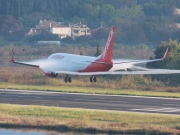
[99,26,115,62]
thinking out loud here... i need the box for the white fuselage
[42,53,96,72]
[41,53,134,73]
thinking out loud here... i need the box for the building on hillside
[69,22,91,40]
[26,19,71,39]
[27,28,36,35]
[174,9,180,29]
[50,25,71,39]
[176,23,180,29]
[26,20,58,35]
[26,20,91,39]
[174,8,180,15]
[90,25,108,37]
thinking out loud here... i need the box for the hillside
[0,0,180,46]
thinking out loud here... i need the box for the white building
[174,8,180,15]
[26,20,91,40]
[50,25,71,39]
[69,23,91,39]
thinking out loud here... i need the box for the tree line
[1,0,180,45]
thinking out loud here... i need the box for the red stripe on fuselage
[79,59,113,72]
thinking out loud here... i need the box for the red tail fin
[99,26,115,61]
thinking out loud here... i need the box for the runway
[0,89,180,115]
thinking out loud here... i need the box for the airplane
[11,26,180,83]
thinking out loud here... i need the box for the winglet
[11,49,14,62]
[161,48,168,60]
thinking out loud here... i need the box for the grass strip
[0,82,180,98]
[0,104,179,134]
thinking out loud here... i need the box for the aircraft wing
[11,49,40,67]
[11,50,58,68]
[113,48,168,65]
[12,59,60,70]
[12,60,40,67]
[55,69,180,76]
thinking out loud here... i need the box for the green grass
[0,82,180,98]
[0,104,179,134]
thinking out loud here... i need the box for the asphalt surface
[0,89,180,115]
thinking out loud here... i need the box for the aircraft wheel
[90,77,93,82]
[93,77,97,82]
[64,77,68,83]
[68,77,72,83]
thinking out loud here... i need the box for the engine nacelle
[45,72,58,78]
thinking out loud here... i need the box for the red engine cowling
[45,72,58,77]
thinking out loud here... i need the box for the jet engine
[45,72,58,77]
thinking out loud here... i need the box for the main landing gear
[64,76,71,83]
[90,76,97,82]
[64,76,97,83]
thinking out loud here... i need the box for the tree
[0,15,23,41]
[26,32,60,43]
[79,52,83,55]
[94,44,101,56]
[146,39,180,85]
[0,0,179,46]
[33,0,43,12]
